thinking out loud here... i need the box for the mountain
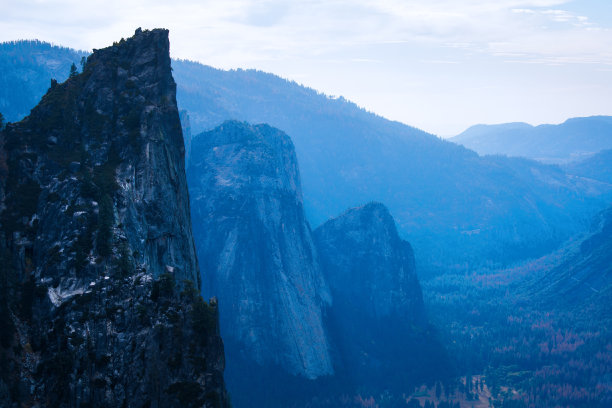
[2,41,612,274]
[0,29,228,407]
[314,202,450,389]
[187,121,333,402]
[451,116,612,164]
[564,149,612,185]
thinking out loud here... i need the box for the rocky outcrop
[314,202,446,388]
[188,121,333,380]
[0,28,228,407]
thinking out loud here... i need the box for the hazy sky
[2,0,611,136]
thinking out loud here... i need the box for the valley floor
[422,261,612,408]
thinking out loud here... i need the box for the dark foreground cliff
[0,28,228,407]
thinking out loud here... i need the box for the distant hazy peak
[459,122,533,136]
[452,115,612,164]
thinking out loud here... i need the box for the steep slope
[564,149,612,185]
[314,203,449,389]
[187,121,332,383]
[533,206,612,317]
[452,116,612,163]
[2,42,612,272]
[0,29,228,407]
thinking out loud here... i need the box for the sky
[1,0,611,136]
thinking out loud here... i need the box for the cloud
[1,0,609,66]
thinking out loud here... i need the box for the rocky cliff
[188,121,333,381]
[314,202,448,388]
[0,28,228,407]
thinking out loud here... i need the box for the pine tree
[69,62,78,78]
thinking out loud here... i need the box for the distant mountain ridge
[451,116,612,164]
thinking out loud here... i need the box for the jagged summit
[84,28,178,126]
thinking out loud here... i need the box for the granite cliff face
[314,203,447,388]
[188,121,333,380]
[0,29,228,407]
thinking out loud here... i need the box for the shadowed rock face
[188,120,333,379]
[314,203,446,387]
[315,202,425,322]
[0,28,228,407]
